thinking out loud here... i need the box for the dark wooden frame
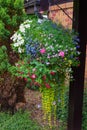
[68,0,87,130]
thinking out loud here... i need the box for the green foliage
[0,0,26,44]
[56,86,69,130]
[56,87,87,130]
[0,46,10,73]
[0,111,42,130]
[56,87,69,121]
[0,21,10,39]
[10,17,80,89]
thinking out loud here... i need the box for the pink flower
[58,51,65,58]
[31,74,36,79]
[40,48,46,54]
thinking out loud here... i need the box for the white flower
[46,62,50,65]
[19,25,25,32]
[17,35,23,41]
[24,24,30,28]
[45,43,48,46]
[52,54,58,57]
[47,54,50,59]
[52,101,56,105]
[17,33,21,37]
[37,104,41,109]
[38,19,43,24]
[15,63,19,66]
[18,47,22,53]
[11,32,18,41]
[17,39,24,45]
[24,20,32,24]
[42,15,48,19]
[13,43,19,47]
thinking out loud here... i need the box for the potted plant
[10,16,80,127]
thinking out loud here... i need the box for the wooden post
[40,0,49,11]
[68,0,87,130]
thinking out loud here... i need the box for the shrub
[0,45,10,74]
[0,46,26,113]
[0,0,26,48]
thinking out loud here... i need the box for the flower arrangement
[10,17,80,127]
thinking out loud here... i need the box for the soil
[24,88,44,126]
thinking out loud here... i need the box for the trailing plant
[10,16,80,128]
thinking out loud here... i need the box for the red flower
[45,83,51,89]
[24,78,28,82]
[42,75,46,80]
[50,71,55,76]
[78,64,80,67]
[34,82,41,87]
[19,71,24,74]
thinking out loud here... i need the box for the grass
[0,111,42,130]
[0,86,86,130]
[0,110,67,130]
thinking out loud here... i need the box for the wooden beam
[40,0,49,11]
[68,0,87,130]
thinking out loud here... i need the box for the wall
[49,2,73,29]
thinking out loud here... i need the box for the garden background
[0,0,87,130]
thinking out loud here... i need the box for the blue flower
[25,44,31,54]
[25,41,40,57]
[73,36,80,44]
[76,45,80,49]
